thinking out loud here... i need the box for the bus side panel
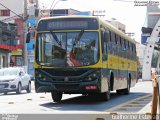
[130,71,137,87]
[101,68,110,92]
[101,68,122,92]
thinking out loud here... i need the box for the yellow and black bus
[34,16,137,102]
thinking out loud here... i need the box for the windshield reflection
[36,32,99,67]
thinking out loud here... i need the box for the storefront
[0,49,10,68]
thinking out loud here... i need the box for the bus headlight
[84,73,98,81]
[36,71,51,81]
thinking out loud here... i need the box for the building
[0,0,38,78]
[0,0,38,21]
[106,19,126,33]
[136,43,145,66]
[0,0,24,22]
[50,8,80,16]
[39,8,80,17]
[0,21,18,68]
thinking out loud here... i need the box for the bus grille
[44,69,88,76]
[55,84,79,90]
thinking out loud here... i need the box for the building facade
[0,21,18,68]
[107,19,126,33]
[0,0,24,22]
[39,8,80,17]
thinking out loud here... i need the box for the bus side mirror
[26,32,31,43]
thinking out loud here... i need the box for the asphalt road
[0,80,153,114]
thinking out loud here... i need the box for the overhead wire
[0,2,36,26]
[0,2,23,20]
[50,0,56,10]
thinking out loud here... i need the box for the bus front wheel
[51,92,62,102]
[101,90,110,101]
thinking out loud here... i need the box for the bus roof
[38,16,137,44]
[99,18,137,44]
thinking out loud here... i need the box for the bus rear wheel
[116,80,130,95]
[51,92,62,102]
[123,81,130,95]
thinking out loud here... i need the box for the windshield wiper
[73,30,84,47]
[50,31,62,46]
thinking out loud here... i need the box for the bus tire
[116,78,131,95]
[51,92,62,102]
[123,79,131,95]
[101,90,110,101]
[116,89,123,95]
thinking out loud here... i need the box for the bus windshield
[36,31,99,67]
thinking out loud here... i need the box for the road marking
[27,98,32,101]
[40,96,45,98]
[106,94,152,113]
[8,102,14,104]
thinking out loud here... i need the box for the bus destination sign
[37,18,98,31]
[47,21,88,30]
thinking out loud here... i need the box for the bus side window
[109,31,112,42]
[121,38,125,58]
[131,43,134,59]
[117,36,121,56]
[133,44,136,60]
[108,31,112,54]
[111,32,115,44]
[124,39,127,58]
[120,37,122,46]
[103,31,109,60]
[124,39,126,49]
[110,31,115,55]
[127,41,130,59]
[121,38,124,49]
[104,31,110,42]
[115,34,118,45]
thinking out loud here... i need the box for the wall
[0,0,23,22]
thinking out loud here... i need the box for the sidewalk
[31,81,35,90]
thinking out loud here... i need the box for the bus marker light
[85,85,97,90]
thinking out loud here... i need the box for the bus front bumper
[35,79,101,94]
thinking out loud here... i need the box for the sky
[38,0,147,43]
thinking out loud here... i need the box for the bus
[34,16,137,102]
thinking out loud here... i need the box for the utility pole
[23,0,28,72]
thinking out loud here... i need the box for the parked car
[0,67,31,94]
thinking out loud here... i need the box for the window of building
[0,9,10,16]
